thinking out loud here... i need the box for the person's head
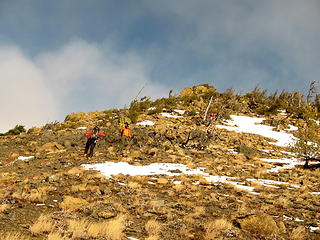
[93,126,99,132]
[124,122,129,128]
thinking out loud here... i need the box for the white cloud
[0,45,59,132]
[35,38,168,112]
[0,39,169,132]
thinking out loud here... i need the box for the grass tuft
[68,218,89,239]
[290,226,308,240]
[1,232,30,240]
[47,232,70,240]
[145,219,162,236]
[59,196,88,211]
[205,218,233,239]
[30,214,55,235]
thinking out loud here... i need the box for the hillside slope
[0,85,319,240]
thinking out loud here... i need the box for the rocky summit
[0,84,319,240]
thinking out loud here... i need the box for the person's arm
[86,130,93,138]
[98,132,106,137]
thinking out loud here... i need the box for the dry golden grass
[59,196,88,211]
[113,203,127,212]
[86,172,106,180]
[145,236,160,240]
[87,214,127,240]
[205,218,233,239]
[0,204,10,213]
[70,184,87,192]
[145,219,162,236]
[0,232,30,240]
[47,232,70,240]
[68,218,89,239]
[28,189,48,203]
[12,189,47,203]
[237,203,249,215]
[66,214,127,240]
[30,214,55,235]
[127,181,141,189]
[290,226,308,240]
[276,196,290,208]
[238,213,279,237]
[66,167,84,176]
[38,186,56,193]
[173,184,186,192]
[183,215,195,227]
[193,206,206,217]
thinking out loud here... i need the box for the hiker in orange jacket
[119,122,133,152]
[120,122,133,138]
[84,126,106,158]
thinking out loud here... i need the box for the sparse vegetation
[0,84,319,240]
[30,214,55,235]
[291,120,320,167]
[0,125,26,136]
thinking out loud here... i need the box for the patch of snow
[82,162,258,194]
[311,192,320,195]
[285,124,298,131]
[261,149,274,153]
[216,115,297,147]
[36,203,45,206]
[136,120,155,126]
[160,112,183,118]
[311,119,320,125]
[228,149,238,154]
[147,107,156,111]
[147,181,155,184]
[247,178,300,189]
[283,215,292,221]
[173,181,182,184]
[128,237,140,240]
[295,218,304,222]
[117,182,127,186]
[18,156,34,161]
[174,109,185,115]
[260,157,301,173]
[226,181,259,194]
[280,151,296,156]
[77,126,87,130]
[53,200,58,202]
[279,110,287,116]
[310,226,319,232]
[82,162,205,177]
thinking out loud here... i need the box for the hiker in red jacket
[84,126,106,158]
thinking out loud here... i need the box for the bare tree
[307,80,318,104]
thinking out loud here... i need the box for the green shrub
[1,125,26,136]
[187,110,198,116]
[43,121,60,130]
[291,120,320,167]
[152,97,178,109]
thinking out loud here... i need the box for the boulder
[179,84,216,97]
[36,142,65,153]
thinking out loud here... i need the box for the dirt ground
[0,111,319,240]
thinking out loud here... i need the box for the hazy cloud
[0,45,59,132]
[0,0,319,131]
[0,39,168,132]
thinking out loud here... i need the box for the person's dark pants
[84,138,97,157]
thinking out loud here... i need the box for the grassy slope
[0,86,319,240]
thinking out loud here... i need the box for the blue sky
[0,0,319,132]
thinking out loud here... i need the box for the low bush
[0,125,26,136]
